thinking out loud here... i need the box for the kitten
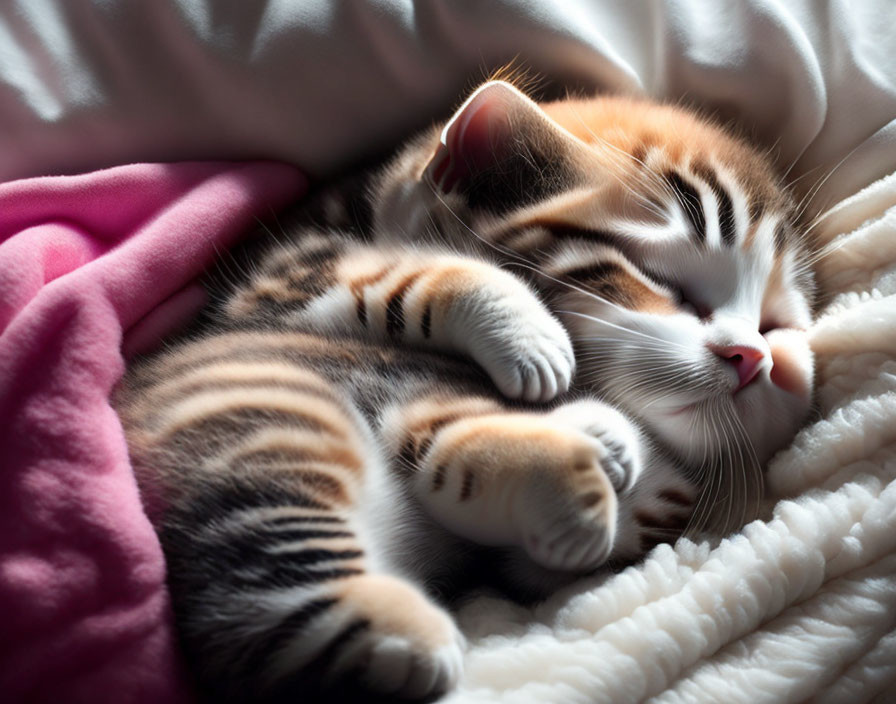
[115,80,815,702]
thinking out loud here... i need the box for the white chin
[648,405,716,463]
[645,390,808,466]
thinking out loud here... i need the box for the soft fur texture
[442,171,896,703]
[113,80,819,701]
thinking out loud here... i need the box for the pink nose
[713,345,765,391]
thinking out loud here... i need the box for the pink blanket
[0,162,306,702]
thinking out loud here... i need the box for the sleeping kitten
[115,81,815,702]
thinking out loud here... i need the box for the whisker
[427,185,536,267]
[506,261,640,317]
[790,140,863,228]
[558,310,691,351]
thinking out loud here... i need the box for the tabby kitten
[116,81,815,702]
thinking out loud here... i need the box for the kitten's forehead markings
[608,219,685,246]
[747,214,781,253]
[693,161,750,248]
[744,214,800,308]
[694,173,723,248]
[660,161,750,251]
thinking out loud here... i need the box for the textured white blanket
[446,175,896,703]
[2,1,895,702]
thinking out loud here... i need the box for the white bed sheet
[1,0,894,209]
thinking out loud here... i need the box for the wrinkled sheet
[1,0,895,702]
[2,1,895,211]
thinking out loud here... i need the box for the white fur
[458,285,575,403]
[549,399,644,493]
[563,201,813,467]
[298,248,575,402]
[440,170,896,703]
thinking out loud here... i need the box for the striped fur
[116,80,816,702]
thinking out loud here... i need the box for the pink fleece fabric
[0,161,306,703]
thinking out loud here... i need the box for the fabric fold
[0,160,305,703]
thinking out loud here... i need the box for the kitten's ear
[423,81,580,210]
[424,81,520,194]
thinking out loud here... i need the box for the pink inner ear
[425,83,515,193]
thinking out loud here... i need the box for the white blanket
[2,1,895,701]
[448,173,896,702]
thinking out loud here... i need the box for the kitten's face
[380,81,814,477]
[547,187,814,469]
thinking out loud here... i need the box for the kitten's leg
[249,233,574,401]
[383,394,645,572]
[540,399,698,563]
[482,405,699,591]
[611,452,698,562]
[154,369,462,701]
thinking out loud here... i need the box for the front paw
[513,400,644,571]
[517,431,618,572]
[550,400,643,493]
[470,301,574,403]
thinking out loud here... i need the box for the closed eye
[676,288,712,320]
[641,269,713,320]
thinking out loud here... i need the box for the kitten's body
[116,82,815,702]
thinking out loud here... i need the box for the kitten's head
[378,81,815,518]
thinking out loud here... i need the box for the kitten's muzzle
[711,343,765,392]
